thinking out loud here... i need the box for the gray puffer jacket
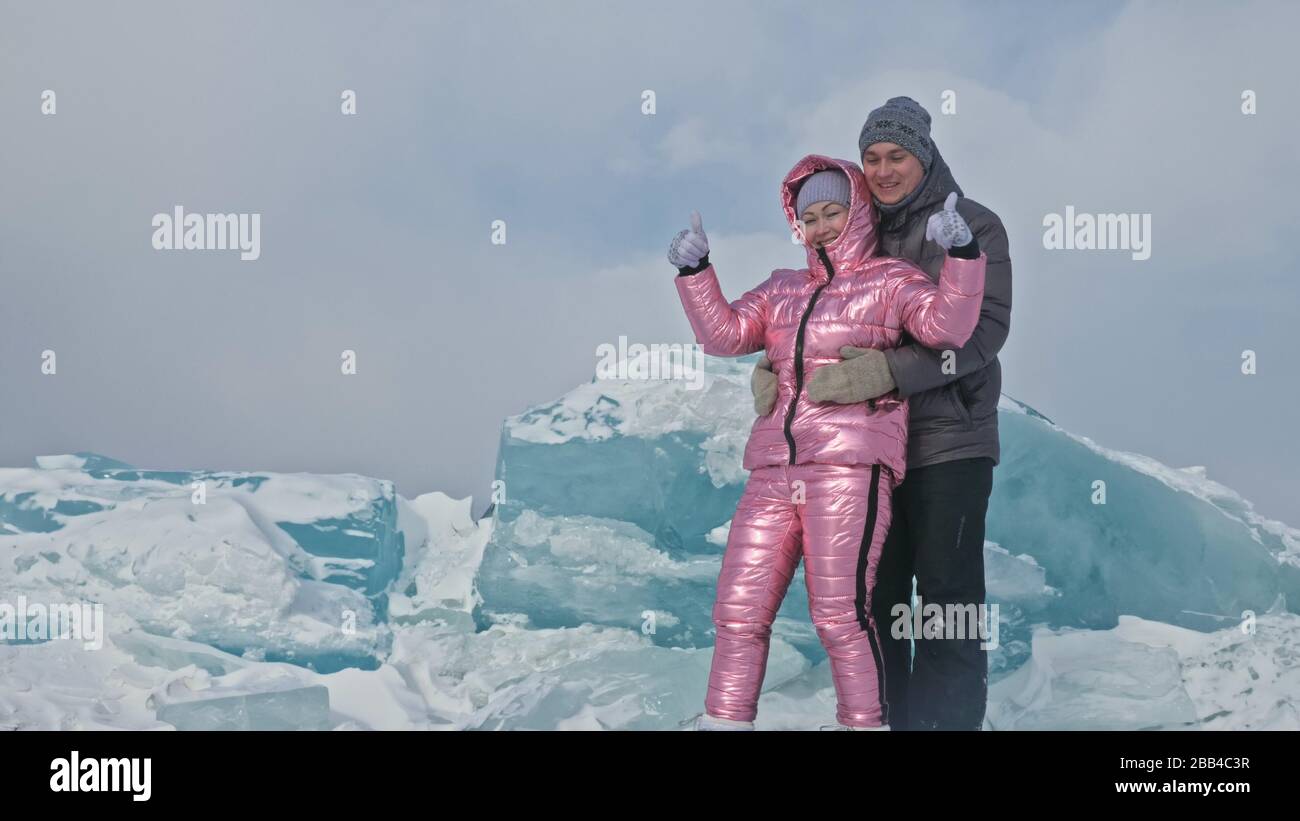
[876,145,1012,470]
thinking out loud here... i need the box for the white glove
[925,192,973,250]
[668,211,711,269]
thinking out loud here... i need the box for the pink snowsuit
[675,154,987,727]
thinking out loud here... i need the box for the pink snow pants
[705,461,896,728]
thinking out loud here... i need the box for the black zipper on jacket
[953,376,975,429]
[955,377,971,410]
[783,246,836,465]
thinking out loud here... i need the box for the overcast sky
[2,0,1297,526]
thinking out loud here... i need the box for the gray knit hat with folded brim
[858,96,934,171]
[795,169,852,217]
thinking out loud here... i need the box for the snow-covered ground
[3,354,1297,729]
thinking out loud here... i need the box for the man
[753,96,1012,730]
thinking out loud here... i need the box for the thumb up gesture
[925,192,974,250]
[668,211,711,269]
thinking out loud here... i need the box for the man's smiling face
[862,142,925,205]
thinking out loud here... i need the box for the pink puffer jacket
[675,154,987,483]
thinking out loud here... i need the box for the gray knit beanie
[795,169,852,216]
[857,96,934,171]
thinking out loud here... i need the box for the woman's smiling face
[800,201,849,248]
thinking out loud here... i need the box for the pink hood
[782,154,879,275]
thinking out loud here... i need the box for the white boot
[819,722,891,731]
[688,712,755,731]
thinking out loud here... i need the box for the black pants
[870,456,994,730]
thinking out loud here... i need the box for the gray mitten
[806,346,896,404]
[924,192,973,250]
[668,211,710,269]
[751,355,778,415]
